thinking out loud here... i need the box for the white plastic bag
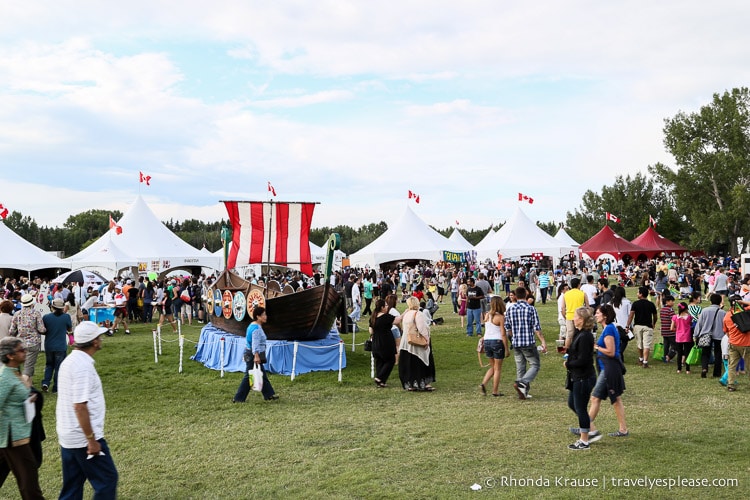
[251,364,263,392]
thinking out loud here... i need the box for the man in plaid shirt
[505,287,547,399]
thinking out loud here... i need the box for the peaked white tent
[554,227,580,248]
[0,221,69,273]
[448,228,474,251]
[475,207,575,261]
[64,236,137,280]
[66,195,221,277]
[476,228,497,248]
[349,204,455,268]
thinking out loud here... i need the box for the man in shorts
[627,286,658,368]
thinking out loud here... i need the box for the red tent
[579,225,649,260]
[631,226,688,256]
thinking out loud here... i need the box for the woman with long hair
[369,299,402,387]
[398,297,435,391]
[457,283,468,328]
[672,302,693,374]
[565,306,597,450]
[575,303,629,442]
[479,296,508,397]
[611,286,632,362]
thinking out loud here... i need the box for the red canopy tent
[579,225,649,260]
[631,226,688,256]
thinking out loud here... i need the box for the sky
[2,1,750,234]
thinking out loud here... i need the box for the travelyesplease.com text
[481,475,739,490]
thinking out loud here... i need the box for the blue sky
[2,1,750,234]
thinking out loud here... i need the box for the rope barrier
[150,326,351,381]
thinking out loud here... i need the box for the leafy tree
[564,173,687,245]
[536,221,560,237]
[650,87,750,256]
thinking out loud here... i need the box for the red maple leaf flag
[0,204,8,220]
[455,220,460,226]
[139,171,151,186]
[518,192,534,204]
[267,181,277,197]
[605,212,621,223]
[649,214,656,228]
[109,214,123,235]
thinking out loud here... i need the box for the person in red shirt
[723,299,750,391]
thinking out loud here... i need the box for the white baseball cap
[74,321,108,344]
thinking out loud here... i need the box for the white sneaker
[588,430,603,443]
[568,440,590,450]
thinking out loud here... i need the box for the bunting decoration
[605,212,621,223]
[518,192,534,204]
[139,171,151,186]
[109,214,123,235]
[408,190,420,204]
[268,181,277,197]
[0,203,8,220]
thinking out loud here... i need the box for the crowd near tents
[0,197,692,279]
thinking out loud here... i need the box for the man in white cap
[9,293,46,382]
[56,321,118,499]
[41,297,72,392]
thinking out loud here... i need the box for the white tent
[0,221,70,273]
[66,195,221,277]
[475,206,575,261]
[447,228,474,251]
[554,227,580,248]
[64,235,138,280]
[349,204,456,268]
[476,228,497,248]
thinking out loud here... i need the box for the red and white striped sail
[223,201,316,275]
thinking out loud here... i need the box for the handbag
[696,332,712,348]
[243,350,267,364]
[251,364,263,392]
[364,338,373,351]
[406,311,428,348]
[731,309,750,333]
[686,345,702,366]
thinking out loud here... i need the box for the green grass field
[24,291,749,499]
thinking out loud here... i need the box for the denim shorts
[591,370,618,404]
[484,339,505,359]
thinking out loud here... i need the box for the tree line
[5,88,749,258]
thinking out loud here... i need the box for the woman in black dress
[369,299,402,387]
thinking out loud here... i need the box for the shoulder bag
[407,311,428,348]
[730,309,750,333]
[696,309,719,348]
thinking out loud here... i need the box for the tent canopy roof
[554,227,580,247]
[630,226,687,255]
[349,204,456,267]
[475,207,575,261]
[0,221,69,272]
[579,224,647,260]
[447,228,474,251]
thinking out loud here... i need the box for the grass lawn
[25,290,749,499]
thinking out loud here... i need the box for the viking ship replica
[206,200,342,341]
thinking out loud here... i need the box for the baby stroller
[618,271,633,287]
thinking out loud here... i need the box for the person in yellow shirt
[561,278,588,350]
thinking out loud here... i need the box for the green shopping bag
[652,342,664,361]
[686,345,702,366]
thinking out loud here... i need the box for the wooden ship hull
[207,269,342,341]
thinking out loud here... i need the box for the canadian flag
[139,171,151,186]
[605,212,621,223]
[109,215,123,235]
[518,192,534,204]
[455,220,460,226]
[649,214,656,228]
[0,204,8,220]
[408,190,420,204]
[268,181,277,197]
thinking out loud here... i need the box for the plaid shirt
[9,307,46,347]
[504,301,541,348]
